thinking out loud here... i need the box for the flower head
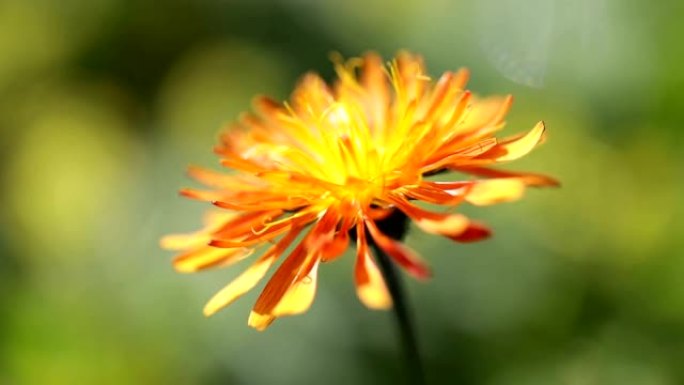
[162,51,557,330]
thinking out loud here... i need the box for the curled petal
[477,121,546,162]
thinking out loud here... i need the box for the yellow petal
[160,232,209,251]
[203,254,277,316]
[465,178,526,206]
[173,246,252,273]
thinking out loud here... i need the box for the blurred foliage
[0,0,682,384]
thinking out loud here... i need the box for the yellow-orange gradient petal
[248,218,330,328]
[162,51,556,330]
[354,221,392,309]
[271,259,320,317]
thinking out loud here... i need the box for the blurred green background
[1,0,683,384]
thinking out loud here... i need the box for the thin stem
[372,244,426,385]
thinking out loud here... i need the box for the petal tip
[248,311,275,331]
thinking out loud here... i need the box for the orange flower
[161,51,558,330]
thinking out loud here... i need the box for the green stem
[373,245,426,385]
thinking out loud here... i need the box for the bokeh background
[1,0,683,384]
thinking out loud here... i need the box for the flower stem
[373,245,426,385]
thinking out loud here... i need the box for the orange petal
[390,195,472,241]
[320,230,350,262]
[403,183,469,205]
[209,231,286,248]
[219,156,268,174]
[252,95,284,120]
[186,166,255,189]
[290,73,335,117]
[421,71,457,122]
[421,138,498,173]
[355,221,392,309]
[321,215,355,262]
[465,178,527,206]
[173,246,253,273]
[212,210,284,240]
[179,188,227,202]
[394,200,489,244]
[361,52,390,133]
[455,166,560,187]
[451,221,491,243]
[440,94,513,147]
[365,218,431,280]
[209,208,317,248]
[213,197,308,212]
[203,228,303,316]
[421,180,473,194]
[210,209,318,248]
[161,210,242,252]
[304,207,341,251]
